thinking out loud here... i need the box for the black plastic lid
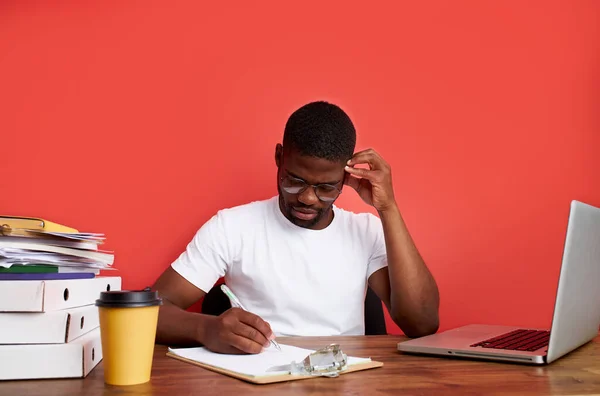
[95,288,162,308]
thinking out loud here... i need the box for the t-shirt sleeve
[367,214,388,278]
[170,211,231,293]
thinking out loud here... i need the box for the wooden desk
[1,335,599,395]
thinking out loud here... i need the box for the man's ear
[275,143,283,168]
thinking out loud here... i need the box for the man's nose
[298,186,319,206]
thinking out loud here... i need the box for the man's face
[275,144,346,230]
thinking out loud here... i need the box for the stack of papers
[0,226,114,276]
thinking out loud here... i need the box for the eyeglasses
[279,172,342,202]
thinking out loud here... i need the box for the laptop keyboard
[470,329,550,352]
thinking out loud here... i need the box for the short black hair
[282,101,356,162]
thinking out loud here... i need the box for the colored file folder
[0,216,78,234]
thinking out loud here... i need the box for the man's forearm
[155,300,215,347]
[379,203,440,337]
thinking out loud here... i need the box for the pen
[220,284,282,351]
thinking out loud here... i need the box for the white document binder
[0,304,99,344]
[0,276,122,312]
[0,327,103,380]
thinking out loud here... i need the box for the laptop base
[397,324,548,365]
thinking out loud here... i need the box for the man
[152,101,439,354]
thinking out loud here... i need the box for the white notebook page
[168,343,371,377]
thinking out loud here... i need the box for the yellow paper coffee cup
[96,288,162,386]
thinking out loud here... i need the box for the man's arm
[151,266,209,346]
[368,206,440,337]
[345,148,440,337]
[151,266,275,353]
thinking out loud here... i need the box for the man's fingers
[232,321,270,349]
[350,148,379,158]
[345,166,378,181]
[236,310,274,341]
[347,153,375,169]
[346,167,387,184]
[347,149,389,170]
[344,173,361,191]
[226,333,265,354]
[347,149,380,166]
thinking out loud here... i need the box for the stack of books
[0,215,122,380]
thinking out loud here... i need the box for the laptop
[397,200,600,365]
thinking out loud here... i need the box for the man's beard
[286,205,324,228]
[277,190,325,229]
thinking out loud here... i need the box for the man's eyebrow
[285,169,342,185]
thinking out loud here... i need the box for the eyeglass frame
[278,169,343,202]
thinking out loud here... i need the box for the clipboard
[166,345,384,385]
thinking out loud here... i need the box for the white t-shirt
[171,196,388,336]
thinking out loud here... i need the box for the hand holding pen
[221,285,282,351]
[199,286,279,355]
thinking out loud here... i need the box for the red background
[1,1,599,334]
